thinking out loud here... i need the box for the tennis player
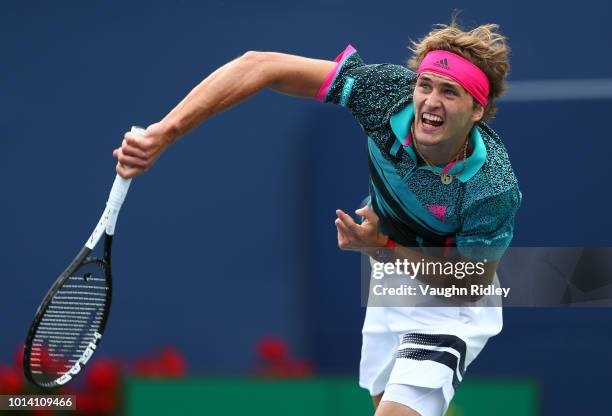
[113,19,521,416]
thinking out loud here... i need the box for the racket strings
[29,261,110,385]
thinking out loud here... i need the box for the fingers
[113,123,173,179]
[113,130,157,176]
[115,160,144,179]
[122,138,147,159]
[335,209,359,232]
[335,217,353,237]
[335,218,353,250]
[336,224,348,249]
[335,209,364,251]
[355,206,379,224]
[122,131,151,161]
[113,131,149,179]
[113,146,148,169]
[126,134,147,151]
[335,207,385,251]
[355,207,368,217]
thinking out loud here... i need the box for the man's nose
[424,90,442,108]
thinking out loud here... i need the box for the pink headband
[417,50,489,106]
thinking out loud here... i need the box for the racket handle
[107,126,145,208]
[87,126,145,247]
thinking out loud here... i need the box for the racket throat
[85,204,120,249]
[85,172,132,250]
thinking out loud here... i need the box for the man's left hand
[335,206,388,252]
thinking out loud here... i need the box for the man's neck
[413,128,470,166]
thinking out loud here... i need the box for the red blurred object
[132,346,187,378]
[287,358,314,377]
[34,344,70,374]
[256,358,314,378]
[253,336,315,378]
[256,337,288,361]
[77,391,116,413]
[132,358,161,378]
[0,365,23,394]
[14,343,25,369]
[85,358,121,391]
[159,347,186,377]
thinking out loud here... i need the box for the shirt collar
[389,102,487,182]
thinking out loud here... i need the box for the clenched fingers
[120,138,147,159]
[113,147,147,169]
[115,160,144,179]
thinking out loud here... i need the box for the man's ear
[471,102,485,123]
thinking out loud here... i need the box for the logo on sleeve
[340,77,355,107]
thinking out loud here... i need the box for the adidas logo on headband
[433,58,450,70]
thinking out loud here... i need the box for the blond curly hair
[407,18,510,120]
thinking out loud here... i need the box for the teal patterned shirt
[316,45,522,260]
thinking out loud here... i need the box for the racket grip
[108,174,131,208]
[107,126,145,208]
[87,126,145,246]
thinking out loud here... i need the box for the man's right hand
[113,122,176,178]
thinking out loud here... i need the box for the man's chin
[415,130,445,147]
[416,120,444,138]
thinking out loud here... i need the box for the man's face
[412,72,484,149]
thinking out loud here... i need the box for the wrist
[159,118,182,143]
[375,232,392,248]
[361,234,395,260]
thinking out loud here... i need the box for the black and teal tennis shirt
[316,46,521,260]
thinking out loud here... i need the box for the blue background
[1,1,611,414]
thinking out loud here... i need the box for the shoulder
[341,52,416,89]
[348,61,416,131]
[464,122,520,203]
[324,49,416,131]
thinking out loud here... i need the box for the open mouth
[421,112,444,128]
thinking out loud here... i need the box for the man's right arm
[114,51,336,178]
[162,51,336,137]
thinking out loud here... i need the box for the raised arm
[113,51,336,178]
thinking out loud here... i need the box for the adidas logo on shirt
[433,58,450,70]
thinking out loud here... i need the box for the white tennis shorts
[359,290,503,415]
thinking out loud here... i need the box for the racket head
[23,235,113,389]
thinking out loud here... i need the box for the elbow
[238,51,274,85]
[240,50,275,69]
[241,50,265,63]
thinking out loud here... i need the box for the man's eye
[445,89,457,96]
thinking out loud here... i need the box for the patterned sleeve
[456,186,522,261]
[315,45,416,134]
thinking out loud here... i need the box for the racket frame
[23,126,143,389]
[23,236,113,388]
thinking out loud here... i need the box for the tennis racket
[23,125,144,388]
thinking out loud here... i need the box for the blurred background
[1,0,611,414]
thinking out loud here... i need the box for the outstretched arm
[113,51,335,178]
